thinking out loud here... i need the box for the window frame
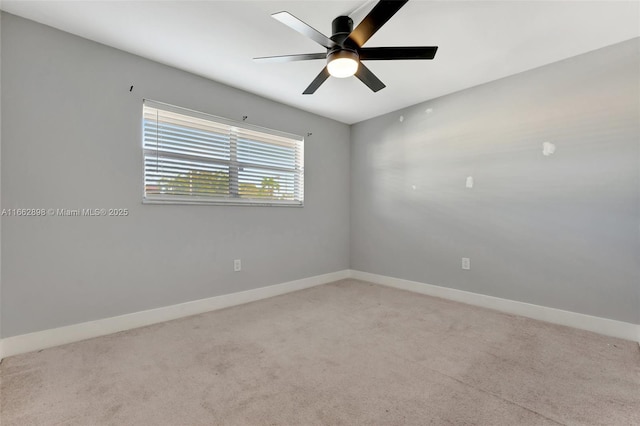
[142,100,304,207]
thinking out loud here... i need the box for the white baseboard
[0,270,350,360]
[349,270,640,343]
[1,269,637,361]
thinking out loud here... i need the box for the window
[143,100,304,206]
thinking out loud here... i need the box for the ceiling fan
[254,0,438,95]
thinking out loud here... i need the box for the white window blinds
[143,100,304,206]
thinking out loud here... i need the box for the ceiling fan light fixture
[327,49,359,78]
[257,1,438,94]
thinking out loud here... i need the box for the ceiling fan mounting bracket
[331,16,354,45]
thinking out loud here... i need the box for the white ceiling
[2,1,639,124]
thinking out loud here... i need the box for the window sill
[143,197,304,207]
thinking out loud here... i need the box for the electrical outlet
[462,257,470,270]
[234,259,241,272]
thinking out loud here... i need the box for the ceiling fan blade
[355,63,386,92]
[303,67,331,94]
[349,0,409,47]
[359,46,438,60]
[254,53,327,63]
[272,12,337,49]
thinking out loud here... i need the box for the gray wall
[0,12,3,340]
[0,13,350,337]
[2,13,638,339]
[350,38,640,324]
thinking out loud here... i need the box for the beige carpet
[1,279,639,425]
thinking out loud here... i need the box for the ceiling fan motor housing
[327,48,359,64]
